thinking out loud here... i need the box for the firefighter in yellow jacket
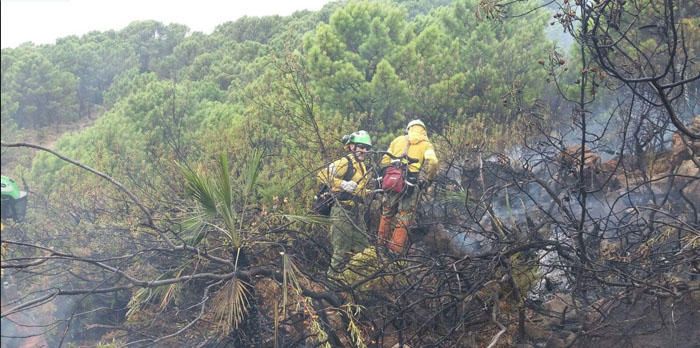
[317,131,372,278]
[378,120,439,253]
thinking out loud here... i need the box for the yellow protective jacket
[317,154,369,199]
[380,126,439,181]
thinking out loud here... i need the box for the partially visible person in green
[317,130,373,279]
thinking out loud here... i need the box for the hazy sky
[1,0,331,48]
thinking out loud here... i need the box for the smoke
[1,278,56,348]
[0,270,118,347]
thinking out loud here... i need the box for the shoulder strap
[402,136,421,165]
[342,155,356,181]
[401,135,410,158]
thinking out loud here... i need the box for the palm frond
[214,154,242,246]
[159,271,183,310]
[220,209,240,246]
[281,253,308,319]
[180,156,242,246]
[283,253,306,298]
[180,213,208,246]
[180,163,218,216]
[126,287,152,321]
[127,266,191,320]
[437,189,467,205]
[242,149,264,199]
[213,277,252,336]
[216,154,233,209]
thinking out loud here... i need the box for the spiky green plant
[179,154,239,246]
[160,152,266,337]
[178,151,264,247]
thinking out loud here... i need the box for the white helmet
[406,119,426,133]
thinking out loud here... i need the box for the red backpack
[381,136,410,193]
[381,165,405,193]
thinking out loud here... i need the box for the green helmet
[344,130,372,147]
[1,175,28,221]
[1,176,21,200]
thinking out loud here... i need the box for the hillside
[1,0,698,347]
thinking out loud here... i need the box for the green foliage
[1,2,696,346]
[4,0,558,178]
[1,48,79,128]
[4,0,560,229]
[179,151,264,247]
[181,154,237,246]
[298,0,554,142]
[213,16,287,44]
[0,1,623,346]
[48,32,138,116]
[118,20,189,74]
[303,1,413,130]
[395,0,455,18]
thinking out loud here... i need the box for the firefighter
[377,120,438,253]
[317,131,373,278]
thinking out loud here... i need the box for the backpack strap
[402,136,420,165]
[401,136,410,158]
[342,155,356,181]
